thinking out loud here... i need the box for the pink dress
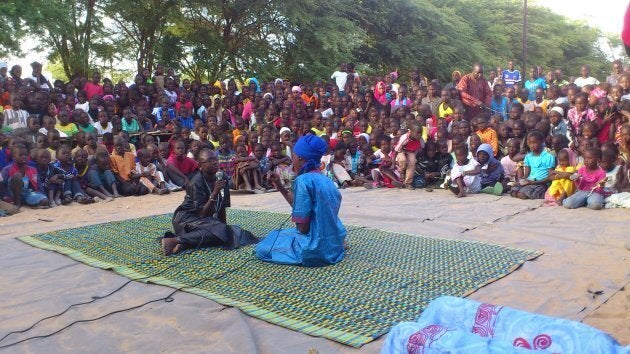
[576,166,606,192]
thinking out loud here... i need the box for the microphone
[215,171,226,199]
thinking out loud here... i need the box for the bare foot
[162,237,180,256]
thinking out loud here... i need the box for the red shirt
[167,155,199,175]
[84,82,104,100]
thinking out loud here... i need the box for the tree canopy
[0,0,619,82]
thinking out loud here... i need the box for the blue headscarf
[293,134,327,175]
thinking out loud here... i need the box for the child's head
[583,147,602,170]
[379,136,391,153]
[454,145,469,165]
[253,143,265,160]
[507,138,520,157]
[425,141,437,159]
[437,140,449,155]
[334,141,347,159]
[95,150,111,170]
[270,142,283,158]
[56,144,71,163]
[574,93,588,112]
[498,123,511,140]
[235,143,248,157]
[508,103,524,121]
[549,107,564,126]
[36,148,51,167]
[36,133,48,149]
[511,120,525,139]
[526,130,545,153]
[58,110,70,125]
[189,140,202,157]
[557,149,570,167]
[74,148,88,166]
[581,121,597,139]
[113,136,126,156]
[158,142,170,159]
[551,134,569,153]
[600,148,617,171]
[173,140,186,157]
[47,129,61,150]
[469,134,482,153]
[11,145,29,166]
[458,121,472,138]
[473,115,489,131]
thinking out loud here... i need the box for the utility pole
[523,0,528,76]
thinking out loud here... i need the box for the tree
[102,0,178,73]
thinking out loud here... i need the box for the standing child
[562,147,606,210]
[449,145,481,198]
[394,122,423,189]
[546,148,577,206]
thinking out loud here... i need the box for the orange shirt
[476,128,498,156]
[110,152,136,181]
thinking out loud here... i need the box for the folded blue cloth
[383,296,629,354]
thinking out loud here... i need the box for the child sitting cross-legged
[545,148,577,206]
[73,148,111,202]
[268,142,293,189]
[110,136,150,196]
[53,145,95,205]
[562,147,607,210]
[34,148,63,207]
[0,145,49,210]
[87,150,120,199]
[511,130,556,200]
[134,149,169,195]
[448,145,481,198]
[476,143,504,195]
[231,143,265,193]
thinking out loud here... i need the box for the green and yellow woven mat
[18,209,541,348]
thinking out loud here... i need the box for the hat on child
[291,86,302,93]
[0,62,7,70]
[550,106,564,117]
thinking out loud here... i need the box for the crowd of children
[1,60,629,214]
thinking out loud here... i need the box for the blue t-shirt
[502,70,521,87]
[524,78,547,101]
[524,150,555,181]
[490,96,508,121]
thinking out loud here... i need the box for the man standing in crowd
[457,63,492,121]
[574,65,600,87]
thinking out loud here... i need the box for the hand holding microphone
[213,171,227,199]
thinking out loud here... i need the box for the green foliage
[0,0,616,83]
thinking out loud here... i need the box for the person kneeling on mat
[162,148,257,255]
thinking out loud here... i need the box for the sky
[535,0,627,35]
[3,0,629,79]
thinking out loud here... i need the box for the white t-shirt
[94,122,113,135]
[320,107,334,119]
[450,159,481,193]
[331,71,348,92]
[75,102,89,112]
[573,76,600,87]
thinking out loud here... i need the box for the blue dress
[255,171,346,267]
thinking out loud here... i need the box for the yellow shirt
[438,102,453,119]
[55,123,79,137]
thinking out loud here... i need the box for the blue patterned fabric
[255,171,346,266]
[382,296,629,354]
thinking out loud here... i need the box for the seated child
[134,149,169,195]
[53,145,94,205]
[268,142,293,189]
[546,149,577,206]
[563,147,606,210]
[251,143,271,188]
[394,122,423,189]
[74,148,111,201]
[166,140,199,187]
[476,143,504,195]
[87,150,120,198]
[501,138,522,189]
[474,115,499,156]
[0,145,49,209]
[110,136,149,196]
[149,143,180,192]
[366,136,402,188]
[511,131,556,200]
[35,148,64,207]
[600,148,622,196]
[449,145,481,198]
[413,141,439,189]
[217,135,236,183]
[232,143,264,192]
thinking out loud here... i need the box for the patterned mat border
[17,209,543,347]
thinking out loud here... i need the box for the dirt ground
[0,188,628,353]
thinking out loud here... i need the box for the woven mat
[18,209,541,348]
